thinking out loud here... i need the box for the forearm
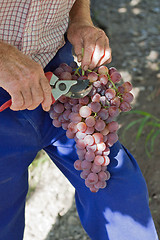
[69,0,93,25]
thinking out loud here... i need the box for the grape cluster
[49,62,133,192]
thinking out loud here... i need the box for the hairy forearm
[69,0,93,25]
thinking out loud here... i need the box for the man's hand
[0,41,52,111]
[67,0,111,71]
[67,21,112,71]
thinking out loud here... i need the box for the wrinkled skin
[67,21,112,70]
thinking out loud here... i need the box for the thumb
[72,40,84,62]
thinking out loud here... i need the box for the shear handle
[0,72,55,112]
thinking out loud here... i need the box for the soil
[24,0,160,239]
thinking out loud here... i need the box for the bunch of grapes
[49,62,133,192]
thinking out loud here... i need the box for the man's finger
[40,76,52,111]
[97,46,112,66]
[10,91,24,111]
[88,37,105,70]
[27,84,44,110]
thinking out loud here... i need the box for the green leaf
[127,110,160,122]
[150,129,160,152]
[122,118,142,143]
[136,116,150,141]
[145,128,155,157]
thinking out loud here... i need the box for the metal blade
[65,79,93,98]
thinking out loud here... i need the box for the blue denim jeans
[0,40,158,240]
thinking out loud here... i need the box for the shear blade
[65,79,92,99]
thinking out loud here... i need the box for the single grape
[74,160,82,170]
[79,106,92,118]
[122,81,133,92]
[120,101,132,112]
[122,92,134,103]
[81,160,92,170]
[85,116,96,127]
[95,119,106,131]
[93,133,104,144]
[84,135,95,146]
[87,172,98,184]
[59,71,72,80]
[107,121,119,132]
[110,71,121,83]
[105,88,116,101]
[77,122,87,132]
[87,71,98,82]
[94,155,105,166]
[85,151,95,161]
[90,102,101,113]
[98,65,109,75]
[99,74,108,85]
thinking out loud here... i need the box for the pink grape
[103,147,110,156]
[122,92,134,103]
[84,135,94,146]
[85,126,95,134]
[102,156,110,166]
[94,155,105,165]
[59,71,72,80]
[99,74,108,85]
[66,129,75,139]
[108,106,120,118]
[79,106,92,118]
[98,171,109,181]
[54,102,64,113]
[100,126,109,136]
[109,67,117,75]
[79,96,90,105]
[110,71,121,83]
[98,65,109,75]
[107,132,118,146]
[120,101,132,112]
[68,122,77,133]
[87,71,98,82]
[59,63,72,73]
[52,119,61,128]
[86,144,97,152]
[80,169,90,179]
[76,131,86,140]
[81,160,92,170]
[122,81,133,92]
[93,133,104,144]
[74,160,82,170]
[105,88,116,100]
[110,97,121,107]
[87,172,98,184]
[98,109,109,120]
[107,121,119,132]
[69,112,82,123]
[92,93,101,102]
[91,163,102,173]
[76,139,86,149]
[77,122,87,132]
[85,151,95,161]
[95,119,106,131]
[53,67,64,77]
[85,116,96,127]
[90,102,101,112]
[97,142,106,151]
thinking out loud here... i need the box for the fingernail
[83,65,88,71]
[77,55,82,62]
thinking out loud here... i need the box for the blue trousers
[0,41,158,240]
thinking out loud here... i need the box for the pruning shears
[0,72,92,112]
